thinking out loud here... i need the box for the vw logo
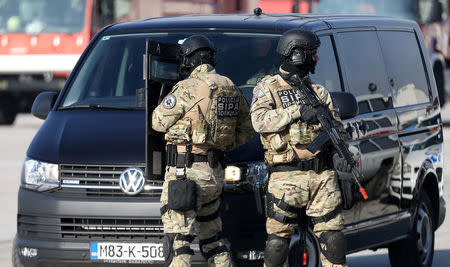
[119,168,145,195]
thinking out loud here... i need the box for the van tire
[388,191,435,267]
[288,229,320,267]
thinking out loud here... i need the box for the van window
[61,31,281,108]
[310,36,342,92]
[378,31,431,107]
[337,31,393,114]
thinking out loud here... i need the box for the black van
[14,14,445,267]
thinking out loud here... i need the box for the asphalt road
[0,103,450,266]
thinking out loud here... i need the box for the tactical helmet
[180,35,216,57]
[276,29,320,57]
[179,35,217,78]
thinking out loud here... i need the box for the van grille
[58,164,162,197]
[60,217,164,239]
[18,215,164,240]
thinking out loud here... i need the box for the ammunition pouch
[289,121,321,146]
[165,120,191,144]
[207,149,225,169]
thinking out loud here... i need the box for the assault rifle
[286,76,368,200]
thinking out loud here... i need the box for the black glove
[333,153,352,173]
[299,105,318,124]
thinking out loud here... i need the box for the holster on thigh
[167,178,197,211]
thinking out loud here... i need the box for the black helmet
[277,29,320,74]
[179,35,216,78]
[276,29,320,57]
[180,35,216,57]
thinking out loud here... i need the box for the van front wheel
[388,191,435,267]
[289,229,320,267]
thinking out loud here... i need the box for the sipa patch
[277,88,303,108]
[217,96,240,118]
[163,94,177,109]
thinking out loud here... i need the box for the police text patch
[277,89,303,108]
[163,94,176,109]
[217,96,240,118]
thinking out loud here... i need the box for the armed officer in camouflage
[250,29,352,267]
[152,35,254,267]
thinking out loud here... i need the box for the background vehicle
[14,14,445,267]
[258,0,449,107]
[0,0,256,125]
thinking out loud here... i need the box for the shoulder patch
[162,94,177,109]
[255,88,265,98]
[251,88,266,105]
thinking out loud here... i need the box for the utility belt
[268,154,332,173]
[163,144,225,216]
[166,144,225,169]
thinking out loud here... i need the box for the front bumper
[15,188,206,265]
[15,188,266,265]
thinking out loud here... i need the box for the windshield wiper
[58,104,137,111]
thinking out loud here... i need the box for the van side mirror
[31,92,58,120]
[330,91,358,120]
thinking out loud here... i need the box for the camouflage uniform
[153,64,254,267]
[250,68,347,267]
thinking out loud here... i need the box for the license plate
[90,242,164,263]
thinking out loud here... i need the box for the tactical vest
[260,75,321,165]
[165,73,240,151]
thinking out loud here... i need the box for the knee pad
[264,235,290,267]
[199,233,229,260]
[163,233,195,267]
[163,233,176,267]
[319,231,347,264]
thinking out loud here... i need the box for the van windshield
[61,31,340,109]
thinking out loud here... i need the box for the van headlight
[225,166,242,183]
[225,162,267,185]
[21,159,59,191]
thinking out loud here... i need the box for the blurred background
[1,0,450,125]
[1,0,450,266]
